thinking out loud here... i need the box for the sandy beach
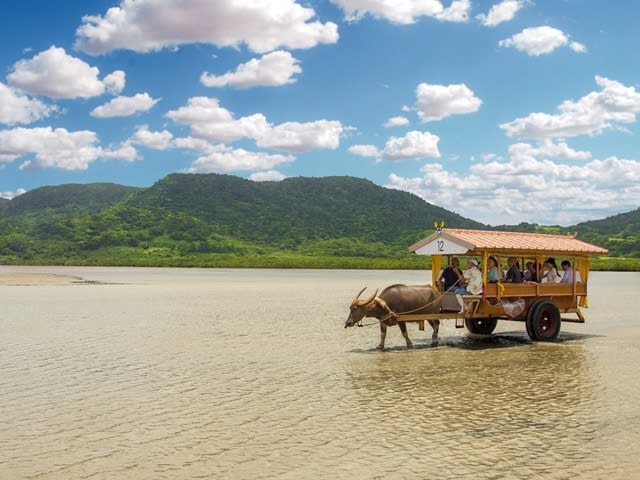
[0,270,85,286]
[0,272,80,285]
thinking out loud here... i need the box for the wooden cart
[403,228,608,341]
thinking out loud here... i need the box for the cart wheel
[465,318,498,335]
[525,300,543,340]
[526,300,561,341]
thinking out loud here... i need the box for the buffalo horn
[360,288,378,306]
[352,287,368,306]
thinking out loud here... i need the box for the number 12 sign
[413,235,469,256]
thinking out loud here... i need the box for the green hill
[575,208,640,257]
[4,183,141,217]
[0,173,635,268]
[125,173,483,246]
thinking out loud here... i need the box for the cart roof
[409,228,608,257]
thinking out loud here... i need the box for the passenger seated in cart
[541,257,561,283]
[454,258,483,296]
[523,261,539,282]
[504,257,523,283]
[560,260,581,283]
[487,256,501,283]
[437,257,463,291]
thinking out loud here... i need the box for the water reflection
[1,267,639,479]
[343,336,612,479]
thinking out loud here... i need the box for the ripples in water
[1,267,639,479]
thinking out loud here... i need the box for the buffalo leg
[428,320,440,339]
[398,322,413,349]
[376,322,388,350]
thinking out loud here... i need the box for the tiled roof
[409,228,608,256]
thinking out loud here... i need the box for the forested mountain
[124,174,483,247]
[575,208,640,257]
[0,173,636,267]
[3,183,141,217]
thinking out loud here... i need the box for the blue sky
[1,0,639,226]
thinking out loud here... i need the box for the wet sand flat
[1,267,639,479]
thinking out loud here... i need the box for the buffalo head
[344,287,378,328]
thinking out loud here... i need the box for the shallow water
[1,267,639,479]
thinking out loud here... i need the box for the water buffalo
[345,284,441,350]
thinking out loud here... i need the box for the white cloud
[7,46,125,99]
[0,83,55,125]
[332,0,470,24]
[385,131,441,160]
[103,70,126,94]
[167,96,343,153]
[570,41,587,53]
[436,0,471,22]
[187,146,295,173]
[349,144,380,157]
[384,116,410,127]
[501,76,640,139]
[0,127,137,171]
[0,188,27,200]
[386,143,640,225]
[498,26,585,56]
[509,140,592,162]
[250,170,286,181]
[350,131,440,161]
[201,51,302,89]
[75,0,338,55]
[411,82,482,122]
[91,93,160,118]
[129,125,174,149]
[477,0,526,27]
[173,136,218,153]
[167,97,270,143]
[257,120,343,152]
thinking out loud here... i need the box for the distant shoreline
[0,272,81,286]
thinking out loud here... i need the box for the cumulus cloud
[410,82,482,122]
[382,131,441,160]
[477,0,526,27]
[129,125,174,149]
[0,188,27,200]
[167,97,269,143]
[501,76,640,139]
[348,144,380,158]
[436,0,471,22]
[250,170,286,181]
[91,93,160,118]
[508,140,592,162]
[257,120,343,152]
[166,96,343,153]
[332,0,470,24]
[201,51,302,89]
[570,41,587,53]
[75,0,338,55]
[7,46,125,99]
[187,146,295,173]
[499,26,585,56]
[350,131,440,161]
[103,71,126,94]
[0,127,137,171]
[386,141,640,225]
[384,116,410,127]
[0,83,55,125]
